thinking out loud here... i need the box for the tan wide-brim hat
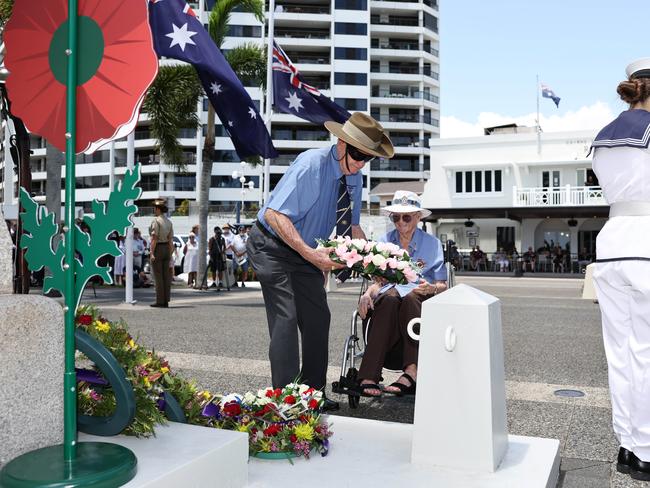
[325,112,395,159]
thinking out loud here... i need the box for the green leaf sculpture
[19,164,142,311]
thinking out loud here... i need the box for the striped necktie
[336,176,352,282]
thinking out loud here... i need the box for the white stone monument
[407,284,508,472]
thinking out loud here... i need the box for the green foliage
[19,165,142,309]
[142,65,201,170]
[0,0,13,25]
[209,0,264,49]
[19,188,65,294]
[225,43,266,89]
[172,199,190,216]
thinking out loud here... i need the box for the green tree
[196,0,266,287]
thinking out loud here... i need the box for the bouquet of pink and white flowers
[318,236,421,284]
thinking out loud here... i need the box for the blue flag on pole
[541,83,561,108]
[149,0,278,159]
[272,41,350,125]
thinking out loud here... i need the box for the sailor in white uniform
[591,58,650,481]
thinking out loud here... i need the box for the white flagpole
[262,0,275,204]
[536,74,541,155]
[196,0,205,217]
[125,131,135,304]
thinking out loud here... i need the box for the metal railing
[275,4,331,14]
[372,89,439,103]
[370,66,439,79]
[513,185,606,207]
[274,28,329,39]
[371,15,419,26]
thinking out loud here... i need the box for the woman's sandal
[385,373,417,396]
[351,382,383,398]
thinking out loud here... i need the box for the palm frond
[0,0,13,26]
[209,0,264,48]
[225,42,266,89]
[142,65,202,171]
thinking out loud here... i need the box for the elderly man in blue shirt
[355,191,447,398]
[247,112,394,411]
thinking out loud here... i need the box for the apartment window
[335,0,367,10]
[455,170,503,193]
[75,176,109,189]
[334,47,367,60]
[334,72,367,85]
[496,227,515,252]
[214,150,238,162]
[423,13,438,32]
[334,98,367,111]
[334,22,367,35]
[228,25,261,37]
[174,174,196,192]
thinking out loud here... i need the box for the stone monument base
[80,422,248,488]
[248,415,560,488]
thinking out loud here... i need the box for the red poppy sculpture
[4,0,159,154]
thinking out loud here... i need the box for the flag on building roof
[272,40,350,125]
[149,0,278,159]
[541,83,561,108]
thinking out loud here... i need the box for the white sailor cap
[626,58,650,79]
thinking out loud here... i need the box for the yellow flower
[201,391,212,401]
[293,424,314,442]
[160,366,169,374]
[237,424,249,433]
[143,377,151,388]
[94,321,111,333]
[127,339,137,350]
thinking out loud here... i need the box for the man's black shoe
[210,283,217,288]
[630,452,650,481]
[617,447,632,474]
[320,397,340,412]
[150,303,166,308]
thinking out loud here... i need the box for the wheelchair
[331,262,455,408]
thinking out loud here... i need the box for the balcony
[372,89,439,103]
[371,15,418,27]
[513,185,606,207]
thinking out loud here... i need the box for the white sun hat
[626,58,650,79]
[382,190,431,218]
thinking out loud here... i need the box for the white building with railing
[421,127,608,269]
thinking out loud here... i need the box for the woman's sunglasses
[347,144,375,163]
[390,214,416,223]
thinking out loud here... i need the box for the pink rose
[387,258,398,269]
[335,245,349,258]
[404,267,418,283]
[363,253,374,266]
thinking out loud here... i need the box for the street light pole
[232,161,255,225]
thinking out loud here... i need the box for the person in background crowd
[114,235,126,286]
[133,228,145,273]
[208,226,227,289]
[183,232,199,288]
[591,58,650,481]
[523,246,537,272]
[149,199,174,307]
[232,225,250,287]
[222,224,236,287]
[494,247,509,272]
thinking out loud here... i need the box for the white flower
[243,392,256,405]
[372,254,387,267]
[255,396,271,406]
[298,384,310,394]
[396,261,408,270]
[221,393,242,405]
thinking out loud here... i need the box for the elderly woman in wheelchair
[343,191,448,399]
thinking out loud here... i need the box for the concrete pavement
[84,275,647,487]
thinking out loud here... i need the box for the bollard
[407,284,508,473]
[582,263,597,300]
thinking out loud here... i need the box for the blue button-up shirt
[379,228,446,297]
[258,146,363,248]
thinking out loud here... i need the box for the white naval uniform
[592,143,650,461]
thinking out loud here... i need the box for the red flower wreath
[4,0,158,153]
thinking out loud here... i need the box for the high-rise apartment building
[1,0,439,218]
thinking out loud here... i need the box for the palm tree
[196,0,265,287]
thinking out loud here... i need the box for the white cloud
[440,102,616,139]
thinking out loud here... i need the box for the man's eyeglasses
[390,213,415,223]
[347,144,375,163]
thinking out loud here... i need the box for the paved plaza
[82,275,645,487]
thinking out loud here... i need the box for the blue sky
[439,0,650,136]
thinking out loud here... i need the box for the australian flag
[149,0,278,159]
[541,83,561,108]
[272,41,350,125]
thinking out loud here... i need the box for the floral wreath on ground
[75,305,332,459]
[318,236,421,284]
